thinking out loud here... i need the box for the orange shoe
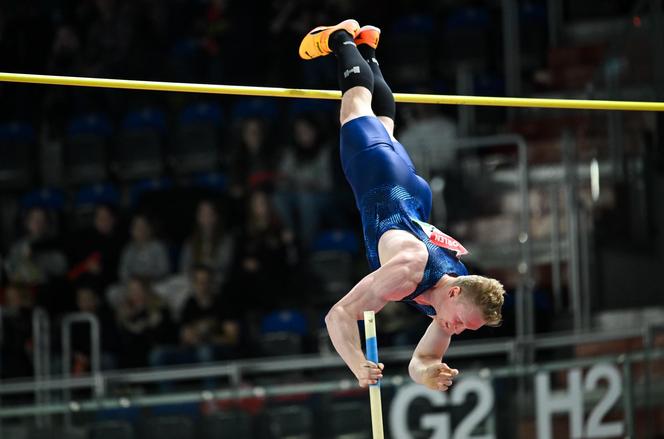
[298,19,360,60]
[355,25,381,49]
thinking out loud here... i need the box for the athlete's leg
[356,26,396,137]
[298,19,374,126]
[330,31,375,125]
[356,26,431,218]
[356,27,417,173]
[299,21,428,216]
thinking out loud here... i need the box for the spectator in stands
[44,24,84,138]
[274,114,335,248]
[0,283,34,379]
[82,0,134,77]
[198,0,234,81]
[5,207,67,288]
[398,103,457,180]
[150,265,241,368]
[398,103,458,225]
[118,214,170,283]
[228,117,278,196]
[179,200,234,291]
[47,24,83,75]
[116,277,175,368]
[227,190,298,311]
[70,284,120,373]
[68,204,123,293]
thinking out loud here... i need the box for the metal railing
[31,308,51,427]
[0,321,660,410]
[60,312,102,427]
[0,346,661,439]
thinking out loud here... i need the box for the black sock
[358,45,396,120]
[330,30,374,94]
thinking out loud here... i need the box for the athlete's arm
[408,320,458,391]
[325,246,427,388]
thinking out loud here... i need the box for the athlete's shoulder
[378,229,428,264]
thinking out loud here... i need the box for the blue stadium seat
[387,15,436,84]
[473,73,506,96]
[170,102,222,174]
[520,2,547,22]
[20,187,66,211]
[444,7,490,30]
[259,309,309,356]
[113,108,166,180]
[231,98,279,120]
[260,309,308,336]
[442,6,492,64]
[180,102,222,125]
[0,121,36,187]
[288,100,337,118]
[129,177,174,206]
[123,108,166,131]
[191,171,227,193]
[94,406,142,423]
[74,183,121,210]
[392,14,435,34]
[65,113,112,183]
[308,250,355,304]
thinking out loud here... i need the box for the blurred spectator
[5,207,67,287]
[179,200,234,290]
[150,265,241,368]
[228,118,278,196]
[274,115,335,248]
[198,0,233,81]
[116,277,175,368]
[398,104,458,179]
[47,24,83,76]
[0,283,34,379]
[68,205,123,292]
[83,0,134,77]
[227,190,298,311]
[43,23,84,138]
[118,214,170,283]
[69,285,120,374]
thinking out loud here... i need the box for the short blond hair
[453,275,505,327]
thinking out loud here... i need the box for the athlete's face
[437,287,486,335]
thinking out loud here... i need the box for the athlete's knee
[340,86,373,125]
[377,116,395,137]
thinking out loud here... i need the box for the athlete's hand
[421,363,458,391]
[355,360,384,388]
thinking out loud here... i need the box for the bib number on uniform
[412,219,469,257]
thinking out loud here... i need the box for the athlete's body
[299,20,505,391]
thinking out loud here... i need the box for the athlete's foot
[298,19,360,60]
[355,25,381,49]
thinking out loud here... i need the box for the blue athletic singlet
[340,116,468,316]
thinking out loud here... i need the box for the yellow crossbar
[1,72,663,112]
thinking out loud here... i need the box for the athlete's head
[438,275,505,334]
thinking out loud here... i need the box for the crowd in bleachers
[0,0,452,379]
